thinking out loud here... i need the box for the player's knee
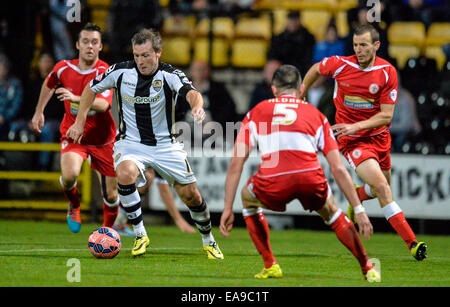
[116,165,138,185]
[181,185,202,206]
[372,181,391,200]
[61,173,78,188]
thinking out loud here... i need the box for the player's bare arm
[55,87,109,112]
[65,83,97,144]
[299,62,321,98]
[31,81,56,134]
[220,142,250,237]
[325,149,373,239]
[186,89,206,123]
[332,103,395,138]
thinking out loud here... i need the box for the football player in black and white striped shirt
[67,29,223,259]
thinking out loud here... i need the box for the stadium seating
[231,16,271,68]
[160,37,192,67]
[335,10,349,38]
[160,16,197,67]
[387,22,426,48]
[90,8,109,31]
[388,45,421,70]
[426,23,450,46]
[87,0,111,7]
[193,18,234,67]
[423,23,450,71]
[424,45,447,71]
[272,8,288,35]
[300,10,333,41]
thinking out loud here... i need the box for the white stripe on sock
[382,201,402,220]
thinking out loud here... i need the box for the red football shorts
[60,137,116,177]
[338,130,391,171]
[247,168,330,212]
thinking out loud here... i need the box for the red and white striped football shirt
[237,95,338,177]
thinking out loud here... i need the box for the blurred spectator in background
[108,0,163,62]
[308,22,344,120]
[313,23,345,63]
[10,51,64,170]
[267,11,315,78]
[49,0,75,61]
[390,78,422,152]
[248,60,281,110]
[177,61,238,147]
[184,60,238,129]
[0,53,23,140]
[391,0,450,26]
[219,0,254,16]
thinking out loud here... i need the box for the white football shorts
[113,139,196,187]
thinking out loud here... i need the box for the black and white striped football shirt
[90,61,196,146]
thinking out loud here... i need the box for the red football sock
[331,212,372,274]
[244,211,277,269]
[388,212,417,249]
[103,202,119,228]
[62,185,81,209]
[356,185,374,202]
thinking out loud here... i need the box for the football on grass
[88,227,121,259]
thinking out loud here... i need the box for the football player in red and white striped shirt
[300,24,427,261]
[31,23,119,233]
[220,65,379,281]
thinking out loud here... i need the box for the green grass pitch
[0,220,449,287]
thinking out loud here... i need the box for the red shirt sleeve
[379,66,398,105]
[318,56,343,78]
[95,88,114,107]
[235,112,251,147]
[45,61,66,89]
[319,114,339,155]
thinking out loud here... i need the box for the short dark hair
[271,65,302,92]
[78,22,102,41]
[353,24,380,43]
[131,29,162,52]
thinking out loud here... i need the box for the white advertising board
[148,153,450,220]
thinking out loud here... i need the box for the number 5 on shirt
[272,104,298,125]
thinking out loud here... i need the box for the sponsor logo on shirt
[344,95,374,109]
[70,103,96,116]
[122,94,161,104]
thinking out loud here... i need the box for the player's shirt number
[272,104,298,125]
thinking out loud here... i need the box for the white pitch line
[0,247,197,254]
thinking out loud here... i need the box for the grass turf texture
[0,220,449,287]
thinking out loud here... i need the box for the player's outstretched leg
[243,207,282,279]
[175,182,223,260]
[240,187,282,278]
[382,202,427,261]
[319,197,380,282]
